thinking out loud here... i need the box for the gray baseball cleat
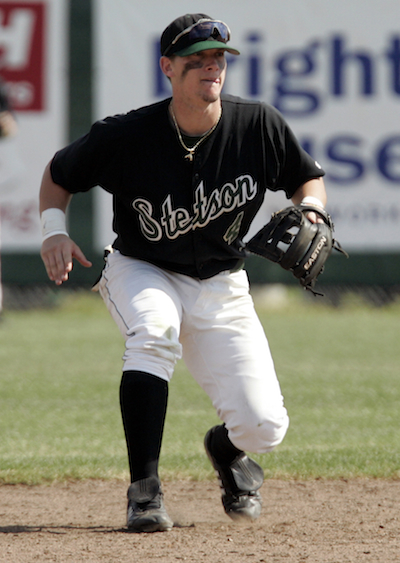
[204,426,264,521]
[127,476,173,532]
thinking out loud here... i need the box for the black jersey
[51,94,324,279]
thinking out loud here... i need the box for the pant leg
[97,253,183,482]
[98,252,183,381]
[179,269,289,454]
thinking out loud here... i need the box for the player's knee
[255,415,289,453]
[229,411,289,454]
[123,325,182,381]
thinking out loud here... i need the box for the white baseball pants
[98,251,289,453]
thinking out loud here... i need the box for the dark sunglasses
[164,19,231,55]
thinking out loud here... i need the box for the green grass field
[0,287,399,484]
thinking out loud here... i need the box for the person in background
[0,78,18,315]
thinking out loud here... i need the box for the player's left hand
[246,204,348,295]
[40,234,92,285]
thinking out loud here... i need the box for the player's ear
[160,56,175,79]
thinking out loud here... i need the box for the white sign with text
[94,0,400,252]
[0,0,67,251]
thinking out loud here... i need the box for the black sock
[119,370,168,483]
[210,424,243,465]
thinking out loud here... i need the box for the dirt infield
[1,479,399,562]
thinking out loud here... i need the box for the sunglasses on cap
[164,19,231,56]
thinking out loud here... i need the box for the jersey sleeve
[264,105,325,199]
[50,116,124,194]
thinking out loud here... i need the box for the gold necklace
[169,102,222,162]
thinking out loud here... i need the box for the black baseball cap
[160,13,240,57]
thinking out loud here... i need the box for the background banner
[93,0,400,252]
[0,0,67,250]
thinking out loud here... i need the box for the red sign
[0,2,46,111]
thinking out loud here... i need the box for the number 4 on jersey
[223,212,244,245]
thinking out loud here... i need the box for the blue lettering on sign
[152,33,400,185]
[154,40,170,97]
[377,136,400,182]
[325,136,365,183]
[153,33,400,113]
[300,135,400,186]
[247,33,263,97]
[273,41,321,116]
[331,35,374,96]
[385,37,400,94]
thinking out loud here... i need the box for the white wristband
[41,208,69,241]
[300,196,325,209]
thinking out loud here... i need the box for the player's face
[169,49,227,104]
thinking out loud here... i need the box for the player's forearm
[39,162,72,213]
[291,177,327,208]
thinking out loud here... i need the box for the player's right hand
[40,234,92,285]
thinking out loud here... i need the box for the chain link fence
[2,283,400,311]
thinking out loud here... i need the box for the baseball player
[39,13,327,532]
